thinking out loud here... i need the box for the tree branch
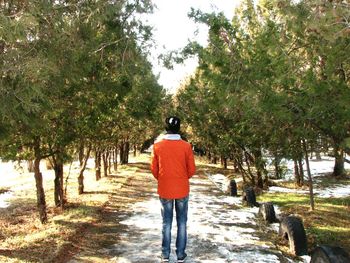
[93,38,124,53]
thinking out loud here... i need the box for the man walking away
[150,116,196,263]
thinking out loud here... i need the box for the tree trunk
[102,151,109,177]
[244,152,255,185]
[27,160,34,173]
[133,145,137,157]
[78,142,84,167]
[298,157,304,185]
[95,150,101,181]
[221,156,228,169]
[254,149,265,188]
[294,159,302,187]
[119,143,125,164]
[233,158,239,173]
[207,151,211,162]
[302,139,315,211]
[33,141,47,224]
[53,156,65,209]
[108,150,112,175]
[273,154,282,179]
[233,154,247,183]
[124,141,129,164]
[78,146,91,195]
[333,142,345,177]
[315,150,322,161]
[119,141,130,164]
[46,159,53,170]
[113,144,118,171]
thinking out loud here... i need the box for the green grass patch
[257,192,350,253]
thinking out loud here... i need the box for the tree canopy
[0,0,165,222]
[175,0,350,189]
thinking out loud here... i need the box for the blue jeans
[160,196,189,259]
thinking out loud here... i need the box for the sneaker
[161,256,169,262]
[177,255,187,263]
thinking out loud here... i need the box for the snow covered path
[108,172,298,263]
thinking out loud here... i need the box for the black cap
[165,116,181,133]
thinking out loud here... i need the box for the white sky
[144,0,242,94]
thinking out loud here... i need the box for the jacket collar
[162,134,181,140]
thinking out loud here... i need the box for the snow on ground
[206,156,349,199]
[108,174,300,263]
[269,184,350,198]
[0,191,13,208]
[207,173,230,193]
[275,156,350,181]
[315,185,350,198]
[265,157,350,198]
[0,160,70,209]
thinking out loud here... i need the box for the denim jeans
[160,196,189,259]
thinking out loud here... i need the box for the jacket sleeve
[150,146,159,180]
[187,145,196,178]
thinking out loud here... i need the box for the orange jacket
[150,136,196,199]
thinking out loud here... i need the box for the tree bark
[233,158,239,173]
[333,142,345,177]
[254,149,265,188]
[124,141,129,164]
[33,141,47,223]
[119,143,125,164]
[102,151,109,177]
[95,150,101,181]
[315,150,322,160]
[294,159,302,186]
[298,157,304,185]
[46,159,53,170]
[27,160,34,173]
[244,151,255,185]
[233,154,247,183]
[53,155,65,209]
[113,144,118,171]
[78,145,91,194]
[120,141,130,164]
[221,156,228,169]
[108,150,112,175]
[133,145,137,157]
[78,141,84,167]
[273,154,282,179]
[302,139,315,211]
[207,151,212,162]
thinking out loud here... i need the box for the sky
[143,0,243,94]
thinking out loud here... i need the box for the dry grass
[0,160,138,263]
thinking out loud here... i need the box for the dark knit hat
[165,116,181,133]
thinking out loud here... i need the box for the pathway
[68,162,301,263]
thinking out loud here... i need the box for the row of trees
[174,0,350,191]
[0,1,166,223]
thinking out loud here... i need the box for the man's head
[165,116,181,134]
